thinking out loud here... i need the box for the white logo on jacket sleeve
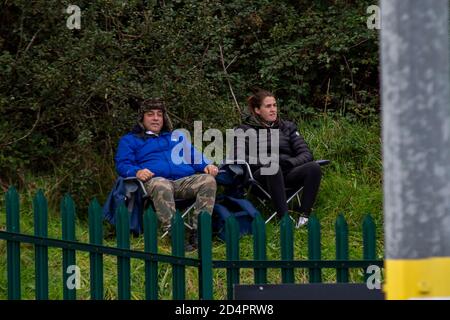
[295,131,300,136]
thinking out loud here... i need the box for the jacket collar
[131,123,170,138]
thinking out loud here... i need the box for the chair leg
[161,229,170,239]
[181,202,196,229]
[257,197,267,206]
[296,193,301,207]
[160,202,196,239]
[265,188,303,224]
[265,212,296,224]
[265,211,278,224]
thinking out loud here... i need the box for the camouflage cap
[137,97,173,132]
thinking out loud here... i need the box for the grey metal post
[381,0,450,298]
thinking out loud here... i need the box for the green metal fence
[0,187,383,300]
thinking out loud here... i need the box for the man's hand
[204,164,219,177]
[136,169,154,182]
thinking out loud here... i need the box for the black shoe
[185,230,198,252]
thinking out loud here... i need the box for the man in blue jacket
[115,98,218,250]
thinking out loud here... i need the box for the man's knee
[195,174,217,191]
[147,177,173,189]
[203,174,217,190]
[146,177,174,195]
[194,174,217,215]
[145,178,175,224]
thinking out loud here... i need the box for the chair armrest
[224,159,254,180]
[123,177,148,198]
[315,159,331,166]
[224,159,330,176]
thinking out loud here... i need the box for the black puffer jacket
[232,115,313,170]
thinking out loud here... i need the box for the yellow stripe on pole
[384,258,450,300]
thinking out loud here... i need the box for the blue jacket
[115,125,211,179]
[103,177,146,234]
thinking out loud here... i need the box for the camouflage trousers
[144,174,217,230]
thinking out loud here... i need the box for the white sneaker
[296,216,309,228]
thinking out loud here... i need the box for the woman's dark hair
[247,88,275,114]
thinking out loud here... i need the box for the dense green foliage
[0,0,379,208]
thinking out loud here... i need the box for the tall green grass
[0,115,383,299]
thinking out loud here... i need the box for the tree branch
[0,106,41,147]
[23,29,40,54]
[168,111,190,126]
[219,44,242,117]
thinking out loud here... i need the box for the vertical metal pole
[281,214,295,284]
[381,0,450,299]
[89,199,104,300]
[198,212,213,300]
[226,216,240,300]
[253,213,267,284]
[6,187,21,300]
[144,206,158,300]
[171,211,186,300]
[34,190,48,300]
[62,194,76,300]
[336,214,349,283]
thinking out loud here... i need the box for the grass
[0,114,383,300]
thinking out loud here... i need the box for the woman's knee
[307,161,322,180]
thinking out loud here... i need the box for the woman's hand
[204,164,219,177]
[280,158,294,170]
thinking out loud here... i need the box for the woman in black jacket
[234,89,322,221]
